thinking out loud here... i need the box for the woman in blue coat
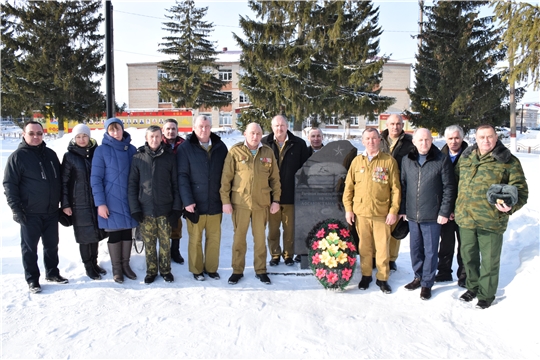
[61,124,107,280]
[91,118,138,283]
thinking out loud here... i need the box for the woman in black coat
[61,124,107,280]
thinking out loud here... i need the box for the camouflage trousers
[140,216,172,276]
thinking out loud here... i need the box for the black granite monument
[294,140,358,268]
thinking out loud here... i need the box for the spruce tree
[2,1,105,134]
[408,1,511,134]
[493,2,540,90]
[158,0,231,110]
[234,0,394,132]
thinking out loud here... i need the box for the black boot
[170,238,184,264]
[108,242,124,283]
[121,240,137,280]
[84,261,101,280]
[90,242,107,275]
[80,244,101,280]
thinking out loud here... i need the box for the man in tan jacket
[220,123,281,285]
[343,128,401,294]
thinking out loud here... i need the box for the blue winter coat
[91,131,138,231]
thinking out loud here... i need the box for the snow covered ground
[1,127,539,358]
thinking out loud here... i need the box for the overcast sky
[106,0,539,108]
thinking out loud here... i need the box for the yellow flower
[320,251,332,265]
[327,244,340,255]
[326,257,338,268]
[337,240,347,250]
[325,232,340,244]
[318,239,329,250]
[337,251,348,264]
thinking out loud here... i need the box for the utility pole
[105,1,115,119]
[509,43,517,153]
[418,0,424,49]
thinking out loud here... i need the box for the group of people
[343,115,528,309]
[4,114,527,309]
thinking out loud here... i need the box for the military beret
[391,217,409,240]
[486,184,518,207]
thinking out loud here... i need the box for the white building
[127,49,411,130]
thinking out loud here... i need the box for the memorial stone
[294,140,358,268]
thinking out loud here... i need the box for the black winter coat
[262,130,310,204]
[440,141,468,168]
[177,132,228,215]
[3,139,61,215]
[128,143,182,218]
[380,129,414,171]
[400,144,456,222]
[61,139,106,244]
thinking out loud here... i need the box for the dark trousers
[409,220,441,288]
[108,229,132,244]
[438,220,464,277]
[20,213,60,283]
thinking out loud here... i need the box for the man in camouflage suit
[455,124,528,309]
[128,126,182,284]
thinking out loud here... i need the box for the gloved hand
[13,212,27,225]
[168,210,182,227]
[132,212,144,223]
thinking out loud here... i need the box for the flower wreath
[306,218,358,290]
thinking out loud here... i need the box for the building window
[219,70,232,81]
[350,116,359,126]
[328,116,339,125]
[158,92,171,103]
[366,117,378,125]
[239,91,250,103]
[158,69,168,80]
[222,92,232,101]
[219,112,232,126]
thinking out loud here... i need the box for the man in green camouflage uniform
[128,126,182,284]
[455,125,528,309]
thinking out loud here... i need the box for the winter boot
[121,240,137,280]
[91,242,107,275]
[108,242,124,283]
[84,261,101,280]
[170,238,184,264]
[80,244,101,280]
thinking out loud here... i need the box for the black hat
[58,208,73,227]
[182,208,199,224]
[486,184,519,207]
[391,217,409,240]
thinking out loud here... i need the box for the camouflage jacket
[455,141,528,233]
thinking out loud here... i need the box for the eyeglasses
[26,132,43,137]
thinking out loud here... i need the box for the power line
[114,9,240,28]
[114,9,416,33]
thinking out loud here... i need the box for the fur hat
[58,208,73,227]
[182,208,199,224]
[391,217,409,240]
[486,184,519,207]
[72,124,91,138]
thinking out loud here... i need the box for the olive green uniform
[220,142,281,275]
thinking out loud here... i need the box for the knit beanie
[72,124,91,138]
[104,117,125,131]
